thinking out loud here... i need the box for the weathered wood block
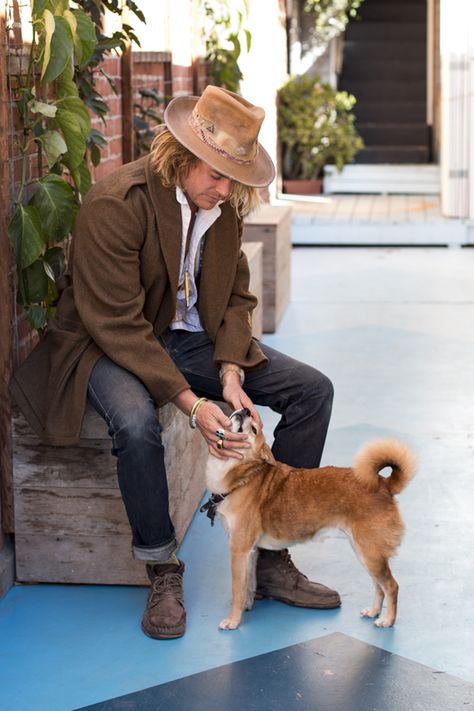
[241,241,263,339]
[242,204,292,333]
[12,404,209,586]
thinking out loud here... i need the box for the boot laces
[280,551,308,584]
[149,572,183,606]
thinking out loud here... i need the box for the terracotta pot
[282,178,323,195]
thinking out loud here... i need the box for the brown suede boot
[255,549,341,609]
[141,561,186,639]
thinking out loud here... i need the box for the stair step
[359,0,425,4]
[352,101,426,123]
[341,59,426,82]
[356,123,430,147]
[353,146,430,164]
[323,164,440,195]
[339,79,426,102]
[345,21,426,42]
[343,39,425,61]
[357,4,426,22]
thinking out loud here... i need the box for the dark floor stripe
[74,632,474,711]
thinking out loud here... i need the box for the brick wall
[90,56,125,182]
[1,0,16,594]
[132,51,205,158]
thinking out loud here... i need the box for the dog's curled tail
[352,438,417,495]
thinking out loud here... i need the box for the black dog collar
[200,493,228,526]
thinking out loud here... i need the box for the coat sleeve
[71,193,190,407]
[212,219,268,370]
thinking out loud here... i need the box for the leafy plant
[304,0,365,50]
[133,87,164,159]
[203,0,251,93]
[277,74,364,180]
[7,0,144,334]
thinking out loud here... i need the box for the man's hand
[172,388,250,460]
[195,399,250,460]
[221,369,262,430]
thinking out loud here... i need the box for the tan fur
[206,410,417,631]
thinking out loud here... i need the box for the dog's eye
[251,426,257,434]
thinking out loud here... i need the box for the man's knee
[112,405,162,450]
[316,371,334,407]
[297,364,333,403]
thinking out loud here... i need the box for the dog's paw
[360,607,381,619]
[374,616,395,628]
[219,617,240,630]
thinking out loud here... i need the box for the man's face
[181,160,234,210]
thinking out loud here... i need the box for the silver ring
[216,428,225,440]
[216,439,223,450]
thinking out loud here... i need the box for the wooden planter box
[243,204,292,333]
[242,240,263,339]
[12,404,208,586]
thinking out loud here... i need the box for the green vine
[133,87,164,159]
[203,0,251,93]
[7,0,144,334]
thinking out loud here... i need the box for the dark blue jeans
[87,329,333,562]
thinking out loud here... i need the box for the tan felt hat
[164,85,275,188]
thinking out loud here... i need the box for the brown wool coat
[10,155,267,446]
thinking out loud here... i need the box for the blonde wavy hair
[149,127,261,217]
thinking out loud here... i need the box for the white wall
[239,1,288,199]
[440,0,474,219]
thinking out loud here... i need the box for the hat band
[189,112,256,166]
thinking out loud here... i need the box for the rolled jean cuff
[132,536,178,562]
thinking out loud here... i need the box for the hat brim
[164,95,275,188]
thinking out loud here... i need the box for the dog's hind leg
[368,562,398,627]
[360,578,384,620]
[351,534,399,627]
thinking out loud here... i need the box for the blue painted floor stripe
[1,247,474,711]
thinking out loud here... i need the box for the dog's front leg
[244,548,258,611]
[219,545,252,630]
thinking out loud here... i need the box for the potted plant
[277,74,364,194]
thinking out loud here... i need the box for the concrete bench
[242,240,263,339]
[12,244,264,586]
[243,204,292,333]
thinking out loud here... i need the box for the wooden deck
[276,194,471,246]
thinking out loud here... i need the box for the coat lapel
[198,205,240,334]
[145,157,239,335]
[145,157,182,298]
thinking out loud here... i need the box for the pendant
[184,270,190,307]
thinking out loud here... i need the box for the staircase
[338,0,430,165]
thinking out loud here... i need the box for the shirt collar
[175,186,223,221]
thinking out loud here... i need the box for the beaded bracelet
[189,397,208,429]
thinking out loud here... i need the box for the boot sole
[254,591,342,609]
[141,623,185,640]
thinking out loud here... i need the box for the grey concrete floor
[1,246,473,711]
[262,246,474,681]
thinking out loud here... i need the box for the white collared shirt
[170,186,222,332]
